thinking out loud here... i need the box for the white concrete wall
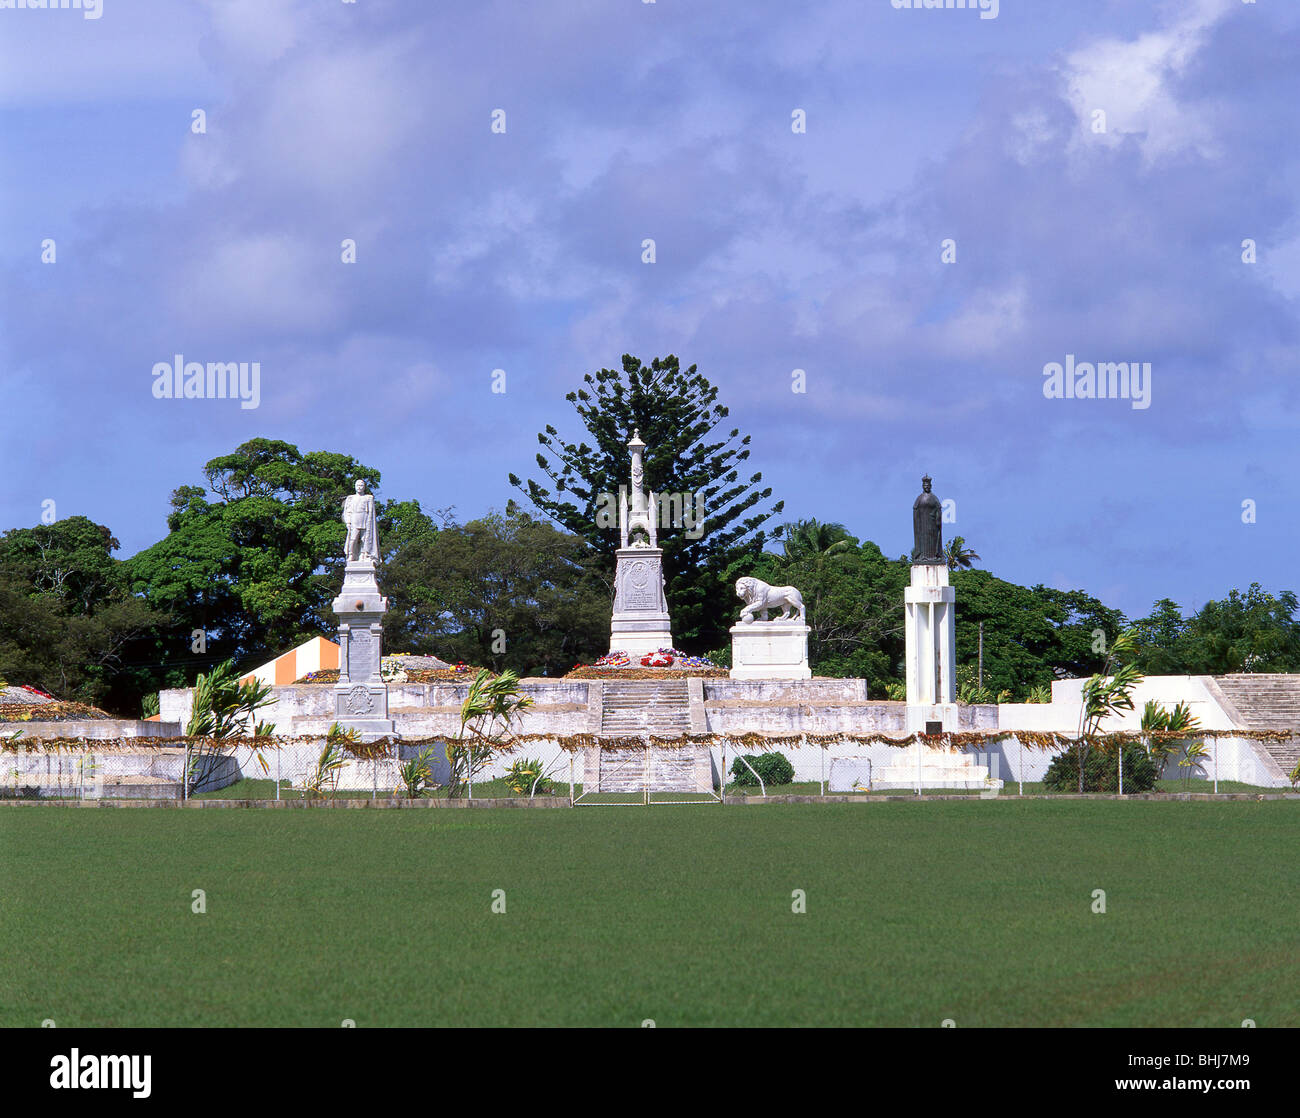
[1049,675,1238,732]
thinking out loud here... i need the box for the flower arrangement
[571,648,719,674]
[380,661,409,683]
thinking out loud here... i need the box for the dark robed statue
[911,475,944,565]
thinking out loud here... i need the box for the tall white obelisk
[609,430,674,656]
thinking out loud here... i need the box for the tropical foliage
[447,669,533,798]
[510,354,785,648]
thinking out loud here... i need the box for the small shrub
[503,757,551,796]
[730,751,795,788]
[399,746,438,798]
[1043,744,1157,794]
[305,738,345,798]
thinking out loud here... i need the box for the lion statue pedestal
[730,577,811,680]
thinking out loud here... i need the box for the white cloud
[1060,0,1234,162]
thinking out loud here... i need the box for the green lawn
[1,801,1296,1027]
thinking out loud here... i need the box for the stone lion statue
[736,577,805,623]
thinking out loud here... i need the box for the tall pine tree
[508,354,784,650]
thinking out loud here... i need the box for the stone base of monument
[332,559,397,741]
[609,546,673,657]
[608,625,675,658]
[905,702,959,734]
[332,682,397,741]
[335,559,388,613]
[875,742,1000,790]
[728,622,811,680]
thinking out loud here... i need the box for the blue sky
[2,0,1298,622]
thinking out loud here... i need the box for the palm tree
[1075,629,1143,793]
[1178,740,1210,791]
[447,669,534,798]
[944,535,981,571]
[780,519,854,564]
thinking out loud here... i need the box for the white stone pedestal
[332,560,396,740]
[905,563,956,731]
[729,622,811,680]
[876,742,1001,791]
[610,546,674,657]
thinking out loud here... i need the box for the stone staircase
[600,679,692,739]
[588,679,709,794]
[1213,674,1300,774]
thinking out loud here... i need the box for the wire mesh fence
[1,731,1294,802]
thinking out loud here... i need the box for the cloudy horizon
[3,0,1298,623]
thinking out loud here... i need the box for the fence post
[1118,741,1124,796]
[916,737,922,798]
[276,746,281,801]
[643,735,650,807]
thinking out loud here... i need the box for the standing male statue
[343,479,379,563]
[911,475,944,565]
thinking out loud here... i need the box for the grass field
[2,801,1297,1027]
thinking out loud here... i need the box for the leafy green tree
[753,538,907,693]
[1184,584,1300,673]
[1126,587,1300,675]
[946,574,1123,698]
[1130,598,1192,675]
[509,354,785,649]
[0,517,123,613]
[1033,586,1129,680]
[0,518,162,709]
[125,439,437,680]
[949,571,1061,698]
[382,507,609,676]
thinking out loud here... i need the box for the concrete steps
[600,679,692,737]
[1214,675,1300,774]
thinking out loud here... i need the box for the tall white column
[904,563,957,732]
